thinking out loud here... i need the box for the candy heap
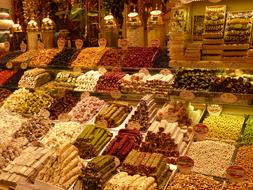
[68,95,105,123]
[122,149,172,190]
[37,144,82,189]
[29,49,60,67]
[13,114,54,143]
[71,47,110,68]
[120,72,173,95]
[128,95,157,132]
[173,69,216,90]
[242,116,253,145]
[0,70,17,85]
[203,114,245,142]
[55,71,82,89]
[96,71,125,92]
[10,50,39,64]
[141,120,190,164]
[82,155,117,190]
[103,128,142,161]
[167,173,222,190]
[96,102,132,128]
[0,51,23,66]
[47,94,78,120]
[18,68,51,88]
[156,101,192,127]
[49,48,79,66]
[75,71,102,92]
[0,146,55,184]
[3,89,53,115]
[74,125,113,159]
[187,140,235,177]
[104,172,157,190]
[98,49,123,67]
[41,121,83,148]
[0,88,12,103]
[122,47,159,68]
[0,137,28,170]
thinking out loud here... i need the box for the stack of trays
[202,39,224,60]
[185,42,202,61]
[222,44,249,61]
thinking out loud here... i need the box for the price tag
[176,156,194,174]
[219,93,238,104]
[58,113,71,122]
[119,39,129,50]
[37,41,45,50]
[4,41,10,52]
[20,41,27,52]
[57,38,65,50]
[96,118,108,128]
[75,39,83,50]
[179,90,196,101]
[160,69,172,75]
[226,166,246,182]
[110,90,122,99]
[139,68,150,76]
[98,38,107,48]
[21,62,28,70]
[98,66,107,75]
[151,39,160,48]
[6,62,13,69]
[194,123,209,141]
[39,109,50,118]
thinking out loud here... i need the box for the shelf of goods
[0,48,253,190]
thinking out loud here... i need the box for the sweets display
[0,137,28,170]
[156,101,193,127]
[18,68,51,88]
[55,71,82,89]
[224,11,253,44]
[0,109,26,144]
[224,181,253,190]
[74,71,102,92]
[68,95,105,123]
[235,146,253,181]
[122,149,172,190]
[37,144,82,189]
[104,172,157,190]
[204,5,226,38]
[47,94,78,120]
[0,88,12,103]
[127,95,157,132]
[96,71,125,92]
[3,89,53,115]
[49,48,80,67]
[98,49,123,67]
[10,50,40,64]
[187,140,235,177]
[29,49,60,67]
[173,69,216,90]
[0,51,23,66]
[103,128,142,161]
[140,120,190,164]
[203,114,245,142]
[82,155,117,190]
[210,76,253,94]
[0,70,17,85]
[122,47,160,68]
[120,72,173,95]
[242,116,253,145]
[41,121,83,148]
[167,173,222,190]
[13,114,54,143]
[74,125,113,159]
[71,47,110,68]
[95,101,132,128]
[0,146,55,184]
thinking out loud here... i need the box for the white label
[20,41,27,52]
[98,38,107,48]
[75,39,83,50]
[37,41,45,50]
[57,38,65,50]
[4,41,10,52]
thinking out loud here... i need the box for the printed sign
[194,124,209,141]
[226,166,246,182]
[176,156,194,174]
[179,90,196,101]
[75,39,83,50]
[57,38,65,50]
[98,38,107,48]
[220,93,238,104]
